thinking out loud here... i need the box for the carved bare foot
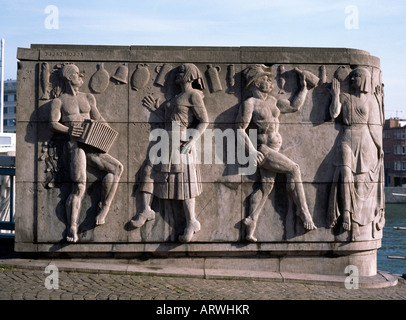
[66,226,79,243]
[131,209,156,228]
[179,220,200,243]
[303,216,317,230]
[96,213,107,225]
[298,211,317,230]
[246,234,258,242]
[243,216,258,242]
[303,220,317,230]
[95,203,110,226]
[342,211,351,231]
[95,216,105,225]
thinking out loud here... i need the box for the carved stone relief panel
[35,62,126,243]
[15,45,384,250]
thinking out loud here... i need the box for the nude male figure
[49,64,123,243]
[236,64,317,242]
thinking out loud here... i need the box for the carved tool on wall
[89,63,110,93]
[301,69,320,89]
[206,64,222,93]
[226,64,235,93]
[112,64,128,84]
[154,64,172,87]
[40,62,51,100]
[277,65,285,93]
[319,65,327,84]
[131,64,150,91]
[334,65,350,82]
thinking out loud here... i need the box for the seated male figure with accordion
[49,63,123,243]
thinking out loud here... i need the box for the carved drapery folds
[17,46,384,247]
[327,66,385,240]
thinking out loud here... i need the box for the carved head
[176,63,205,90]
[59,64,84,89]
[350,67,371,93]
[243,64,272,91]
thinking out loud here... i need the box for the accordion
[77,120,118,153]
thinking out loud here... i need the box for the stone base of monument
[15,45,391,287]
[14,241,398,288]
[9,254,397,289]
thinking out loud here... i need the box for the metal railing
[0,155,15,238]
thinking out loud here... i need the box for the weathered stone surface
[15,45,384,277]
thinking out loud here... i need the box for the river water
[377,203,406,275]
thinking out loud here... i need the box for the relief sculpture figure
[131,63,209,243]
[236,64,317,242]
[327,67,385,240]
[49,63,123,243]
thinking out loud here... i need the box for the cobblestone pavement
[0,266,405,301]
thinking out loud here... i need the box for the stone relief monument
[15,45,387,281]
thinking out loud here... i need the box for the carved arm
[277,67,308,113]
[329,78,342,119]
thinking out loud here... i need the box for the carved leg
[260,151,316,231]
[131,192,156,228]
[87,153,123,225]
[96,171,121,225]
[285,164,316,230]
[340,165,353,232]
[179,198,200,243]
[244,180,274,242]
[66,182,86,243]
[66,145,86,243]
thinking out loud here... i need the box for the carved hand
[142,95,160,112]
[378,147,384,160]
[181,139,195,154]
[255,151,265,166]
[69,125,84,138]
[330,78,340,97]
[294,67,307,88]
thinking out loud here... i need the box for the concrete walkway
[0,255,405,301]
[0,262,405,300]
[1,239,405,302]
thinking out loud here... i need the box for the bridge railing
[0,155,15,239]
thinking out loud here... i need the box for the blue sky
[1,0,405,118]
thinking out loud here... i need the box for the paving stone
[0,266,405,300]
